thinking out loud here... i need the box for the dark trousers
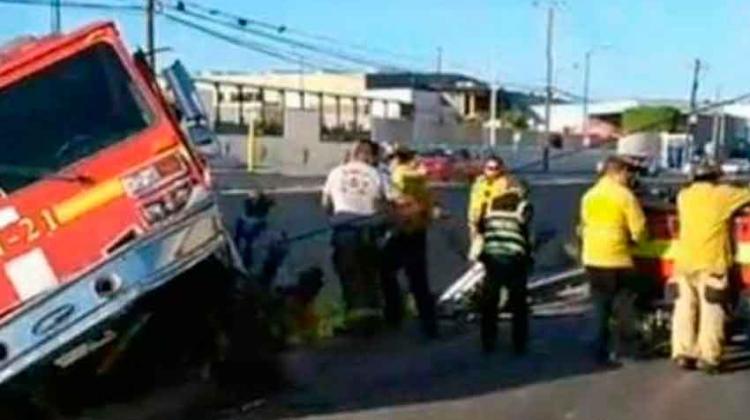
[332,226,381,314]
[380,229,437,336]
[586,266,632,361]
[480,255,529,353]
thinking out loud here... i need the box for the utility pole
[542,5,554,172]
[710,87,720,161]
[582,50,591,148]
[146,0,156,72]
[687,58,702,159]
[581,45,609,148]
[489,82,497,147]
[50,0,61,34]
[436,47,443,74]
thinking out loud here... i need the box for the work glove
[468,235,484,262]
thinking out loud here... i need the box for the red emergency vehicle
[632,186,750,336]
[0,22,235,384]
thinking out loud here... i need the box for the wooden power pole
[146,0,156,71]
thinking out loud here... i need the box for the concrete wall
[218,109,350,176]
[372,118,413,144]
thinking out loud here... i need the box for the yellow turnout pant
[671,270,728,365]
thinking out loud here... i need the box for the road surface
[70,167,750,420]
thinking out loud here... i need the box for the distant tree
[622,106,682,134]
[500,109,529,131]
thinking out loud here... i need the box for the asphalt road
[213,171,750,420]
[73,161,750,420]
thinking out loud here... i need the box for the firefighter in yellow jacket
[468,156,526,257]
[580,156,646,365]
[671,162,750,374]
[380,148,438,338]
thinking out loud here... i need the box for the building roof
[366,72,488,92]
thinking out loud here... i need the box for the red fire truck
[0,22,236,384]
[629,182,750,349]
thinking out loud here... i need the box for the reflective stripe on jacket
[481,202,532,259]
[468,175,526,229]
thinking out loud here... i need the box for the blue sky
[2,0,750,101]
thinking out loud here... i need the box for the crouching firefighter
[671,162,750,374]
[476,188,533,354]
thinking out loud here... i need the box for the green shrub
[622,106,682,134]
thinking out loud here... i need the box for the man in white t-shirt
[323,141,385,219]
[322,140,387,328]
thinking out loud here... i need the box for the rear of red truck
[0,22,236,384]
[632,189,750,340]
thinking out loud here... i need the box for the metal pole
[437,47,443,74]
[237,85,245,126]
[489,83,497,147]
[710,87,720,161]
[146,0,156,71]
[687,58,702,159]
[542,6,554,172]
[718,103,726,163]
[51,0,61,34]
[582,51,591,147]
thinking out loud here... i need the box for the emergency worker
[468,156,526,257]
[322,140,387,329]
[580,156,646,364]
[477,188,533,354]
[671,162,750,374]
[380,147,439,338]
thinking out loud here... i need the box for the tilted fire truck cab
[0,22,233,384]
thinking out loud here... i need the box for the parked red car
[419,149,455,182]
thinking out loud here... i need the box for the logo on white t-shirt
[325,162,382,215]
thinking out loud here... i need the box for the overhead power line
[161,1,404,71]
[0,0,142,12]
[170,0,441,70]
[162,12,345,71]
[0,0,347,71]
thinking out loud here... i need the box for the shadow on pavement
[249,316,612,419]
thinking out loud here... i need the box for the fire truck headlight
[123,167,161,196]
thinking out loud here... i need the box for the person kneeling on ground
[476,188,533,354]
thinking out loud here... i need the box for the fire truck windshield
[0,43,153,193]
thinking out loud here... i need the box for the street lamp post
[582,50,592,147]
[581,45,610,148]
[50,0,61,34]
[489,82,497,148]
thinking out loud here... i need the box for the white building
[194,70,493,144]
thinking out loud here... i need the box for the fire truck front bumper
[0,200,231,385]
